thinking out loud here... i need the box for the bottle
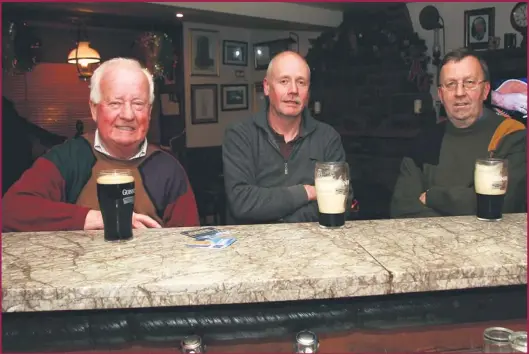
[294,330,319,353]
[180,335,205,353]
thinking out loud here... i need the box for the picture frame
[253,44,271,70]
[190,84,218,124]
[189,28,220,76]
[253,38,296,70]
[464,7,495,50]
[221,84,249,111]
[223,40,248,66]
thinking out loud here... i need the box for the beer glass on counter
[97,169,135,242]
[294,330,319,353]
[315,161,349,229]
[474,158,508,221]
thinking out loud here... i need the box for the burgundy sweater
[3,133,200,231]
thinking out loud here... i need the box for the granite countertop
[2,214,527,312]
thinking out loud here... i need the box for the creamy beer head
[475,163,507,196]
[97,174,135,185]
[315,175,349,213]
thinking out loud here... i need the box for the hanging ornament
[134,32,176,81]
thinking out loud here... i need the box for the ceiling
[2,2,335,31]
[296,2,404,12]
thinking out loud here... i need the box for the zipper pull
[284,162,288,175]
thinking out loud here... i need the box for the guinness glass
[97,169,135,241]
[474,158,508,221]
[315,161,350,229]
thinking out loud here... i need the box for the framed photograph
[221,84,249,111]
[189,28,220,76]
[223,40,248,66]
[464,7,495,50]
[190,84,218,124]
[254,44,271,70]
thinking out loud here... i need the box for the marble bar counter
[3,213,527,313]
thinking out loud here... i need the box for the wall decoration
[189,29,219,76]
[134,32,176,81]
[191,84,218,124]
[253,38,296,70]
[253,44,271,70]
[223,40,247,66]
[221,84,249,111]
[464,7,495,50]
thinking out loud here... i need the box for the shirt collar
[94,129,147,160]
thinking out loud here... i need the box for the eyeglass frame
[438,79,488,92]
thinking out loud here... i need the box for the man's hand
[84,210,162,230]
[84,210,105,230]
[303,185,317,201]
[419,192,427,205]
[132,213,162,229]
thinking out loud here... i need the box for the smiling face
[90,64,152,158]
[263,52,310,119]
[438,56,490,128]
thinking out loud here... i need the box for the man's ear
[89,101,98,123]
[481,81,491,102]
[263,78,270,96]
[437,87,445,106]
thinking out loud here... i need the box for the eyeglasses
[439,80,486,92]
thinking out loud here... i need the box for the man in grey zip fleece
[222,51,353,225]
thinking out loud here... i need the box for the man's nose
[288,82,299,94]
[120,102,135,120]
[454,83,466,97]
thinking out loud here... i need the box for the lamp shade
[67,41,101,67]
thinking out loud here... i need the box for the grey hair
[266,50,311,80]
[89,57,155,104]
[438,47,490,85]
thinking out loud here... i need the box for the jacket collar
[251,99,318,137]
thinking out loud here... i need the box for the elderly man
[3,58,199,232]
[222,50,353,224]
[390,48,526,218]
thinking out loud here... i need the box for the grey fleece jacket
[222,106,353,224]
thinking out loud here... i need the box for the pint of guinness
[474,158,508,221]
[97,170,135,241]
[315,162,350,229]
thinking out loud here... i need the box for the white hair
[89,57,155,104]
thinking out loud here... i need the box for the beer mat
[181,227,229,240]
[185,236,237,249]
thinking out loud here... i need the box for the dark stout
[97,174,135,241]
[318,212,345,228]
[476,194,505,221]
[474,160,507,221]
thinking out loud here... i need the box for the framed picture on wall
[223,40,248,66]
[254,44,271,70]
[191,84,218,124]
[221,84,249,111]
[464,7,495,50]
[189,28,220,76]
